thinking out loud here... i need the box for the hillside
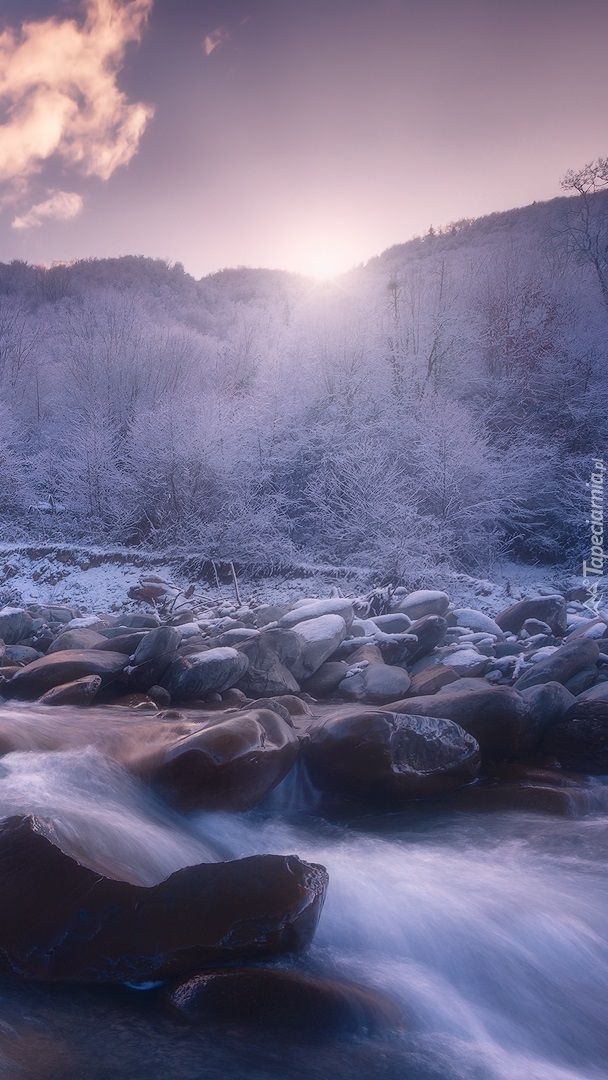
[1,189,606,587]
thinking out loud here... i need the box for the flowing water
[0,705,607,1079]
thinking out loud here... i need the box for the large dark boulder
[0,815,328,983]
[518,681,576,752]
[160,647,249,700]
[513,638,600,692]
[304,709,480,801]
[496,596,567,637]
[47,629,105,653]
[338,663,411,704]
[392,685,530,763]
[147,707,300,810]
[7,650,127,700]
[166,967,403,1037]
[540,701,608,773]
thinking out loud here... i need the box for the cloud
[11,190,84,230]
[203,25,230,56]
[0,0,154,193]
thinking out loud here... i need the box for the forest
[1,183,607,584]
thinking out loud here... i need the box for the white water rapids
[0,704,606,1079]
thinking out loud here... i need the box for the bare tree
[560,157,608,309]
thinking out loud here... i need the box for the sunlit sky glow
[1,0,607,279]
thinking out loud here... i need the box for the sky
[0,0,607,280]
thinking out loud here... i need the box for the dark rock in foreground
[0,815,328,983]
[392,685,529,763]
[166,966,404,1037]
[305,709,480,801]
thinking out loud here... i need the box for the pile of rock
[1,585,608,813]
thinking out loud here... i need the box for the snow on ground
[0,543,583,616]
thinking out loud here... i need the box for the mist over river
[0,712,607,1080]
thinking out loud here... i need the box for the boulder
[2,645,43,665]
[407,665,461,696]
[148,708,300,810]
[160,648,249,701]
[38,675,102,707]
[368,613,412,634]
[47,629,106,653]
[392,685,530,763]
[0,815,327,982]
[541,701,608,773]
[577,682,608,703]
[7,650,127,700]
[93,631,147,653]
[391,590,449,620]
[338,664,411,704]
[116,613,161,629]
[404,615,448,664]
[235,635,300,698]
[279,598,354,629]
[122,625,182,691]
[304,709,480,801]
[513,638,600,692]
[451,608,504,637]
[291,615,347,681]
[496,596,567,637]
[519,681,577,752]
[302,661,349,698]
[166,967,403,1037]
[0,608,34,646]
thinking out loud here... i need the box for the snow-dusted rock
[0,608,34,646]
[496,596,567,637]
[280,598,354,628]
[514,638,600,692]
[451,608,504,637]
[290,615,348,681]
[391,590,449,620]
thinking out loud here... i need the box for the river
[0,711,607,1080]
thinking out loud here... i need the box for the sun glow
[296,246,353,280]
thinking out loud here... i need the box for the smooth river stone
[540,700,608,773]
[304,709,480,801]
[7,650,127,700]
[148,707,300,810]
[0,814,328,983]
[513,638,600,692]
[166,967,404,1037]
[160,647,249,700]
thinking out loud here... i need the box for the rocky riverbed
[0,577,607,1077]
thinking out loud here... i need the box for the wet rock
[147,684,172,707]
[392,685,530,763]
[391,590,449,620]
[149,707,300,810]
[0,815,328,982]
[513,638,600,692]
[448,781,593,816]
[0,608,34,646]
[166,967,403,1037]
[122,626,182,692]
[37,675,102,706]
[235,635,300,697]
[160,648,249,701]
[7,650,128,700]
[290,615,348,681]
[541,701,608,773]
[496,596,567,637]
[338,664,411,704]
[47,628,106,653]
[304,709,480,801]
